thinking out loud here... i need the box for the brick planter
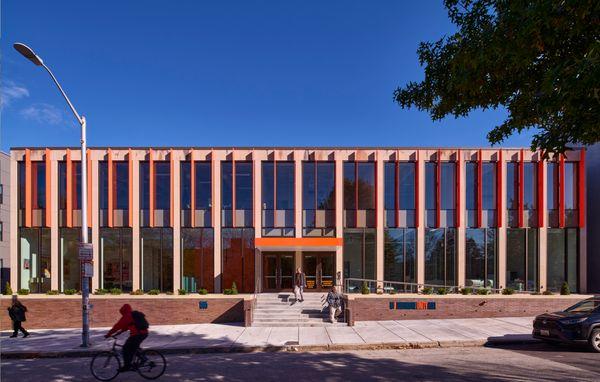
[343,294,592,326]
[1,295,255,330]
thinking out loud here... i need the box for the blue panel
[389,302,395,310]
[427,302,436,310]
[199,301,208,310]
[396,302,417,310]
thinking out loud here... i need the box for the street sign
[82,261,94,278]
[79,243,93,261]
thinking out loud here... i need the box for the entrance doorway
[262,252,294,291]
[303,252,335,291]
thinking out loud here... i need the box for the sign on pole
[82,261,94,278]
[78,243,93,261]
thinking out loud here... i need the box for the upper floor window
[466,162,477,210]
[262,162,294,210]
[440,162,455,210]
[181,162,212,210]
[140,161,171,210]
[18,162,47,210]
[59,161,80,209]
[482,162,496,210]
[302,162,335,210]
[99,161,129,210]
[384,162,416,210]
[425,162,436,210]
[547,162,558,210]
[343,162,375,210]
[0,184,3,205]
[507,162,519,210]
[222,162,253,211]
[564,162,578,210]
[523,163,537,210]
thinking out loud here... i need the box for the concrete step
[252,321,346,327]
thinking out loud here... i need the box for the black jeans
[122,334,148,368]
[12,321,28,336]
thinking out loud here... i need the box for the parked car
[533,296,600,352]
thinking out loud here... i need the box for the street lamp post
[14,42,91,347]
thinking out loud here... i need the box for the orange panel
[170,149,174,226]
[190,149,195,227]
[255,237,343,248]
[108,149,113,227]
[45,148,52,227]
[149,149,155,227]
[24,149,32,227]
[66,149,73,228]
[128,148,133,227]
[87,149,92,227]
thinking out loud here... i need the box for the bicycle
[90,335,167,381]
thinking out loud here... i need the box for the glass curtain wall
[343,162,375,227]
[222,228,255,293]
[302,162,335,236]
[18,228,51,293]
[465,229,497,288]
[547,228,579,292]
[141,228,173,292]
[424,228,456,286]
[506,229,538,291]
[60,228,91,291]
[425,162,436,227]
[506,162,519,226]
[99,162,129,210]
[262,162,294,236]
[343,229,376,280]
[384,228,416,290]
[181,228,214,292]
[59,162,82,210]
[222,162,253,227]
[100,228,133,291]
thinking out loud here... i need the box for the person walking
[105,304,149,372]
[293,267,306,303]
[8,295,30,338]
[326,286,342,323]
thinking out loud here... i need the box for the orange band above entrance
[255,237,343,248]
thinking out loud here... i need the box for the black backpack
[131,310,149,331]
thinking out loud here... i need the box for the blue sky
[1,1,536,152]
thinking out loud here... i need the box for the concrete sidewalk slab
[0,317,539,359]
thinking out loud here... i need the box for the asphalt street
[1,342,598,381]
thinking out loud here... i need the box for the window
[303,162,335,210]
[140,161,171,211]
[564,163,578,210]
[99,162,129,210]
[343,229,376,280]
[59,162,81,210]
[384,228,416,289]
[0,221,2,241]
[425,228,456,286]
[141,228,173,292]
[344,162,375,210]
[384,162,416,211]
[547,163,559,210]
[506,229,538,291]
[547,228,579,292]
[506,162,519,210]
[523,163,537,210]
[60,228,91,291]
[19,162,47,210]
[222,228,254,293]
[262,162,294,210]
[425,162,436,211]
[100,228,133,292]
[181,162,212,210]
[440,162,455,210]
[482,162,496,210]
[466,162,477,210]
[18,228,51,293]
[465,229,497,288]
[181,228,214,292]
[221,162,253,227]
[0,184,3,204]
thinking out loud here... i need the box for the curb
[0,338,540,359]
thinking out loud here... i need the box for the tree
[394,0,599,156]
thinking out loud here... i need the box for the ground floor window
[343,228,376,280]
[465,228,497,288]
[222,228,254,293]
[60,228,91,292]
[547,228,579,292]
[384,228,416,289]
[141,228,173,292]
[506,229,538,291]
[425,228,456,287]
[100,228,133,291]
[181,228,214,292]
[18,228,51,293]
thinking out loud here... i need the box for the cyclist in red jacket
[105,304,149,372]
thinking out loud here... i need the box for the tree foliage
[394,0,600,156]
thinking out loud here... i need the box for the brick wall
[1,297,252,330]
[345,296,587,325]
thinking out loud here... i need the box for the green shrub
[223,288,232,295]
[543,290,554,295]
[460,287,473,295]
[130,289,144,295]
[178,288,187,295]
[560,282,571,295]
[421,287,433,295]
[231,282,238,295]
[436,288,448,295]
[17,288,30,295]
[502,288,515,295]
[64,289,77,295]
[198,288,208,295]
[94,288,108,295]
[4,282,13,295]
[147,289,160,295]
[46,290,60,295]
[109,288,122,295]
[361,282,370,295]
[389,288,397,295]
[476,288,490,295]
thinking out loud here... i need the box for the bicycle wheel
[90,351,121,381]
[136,349,167,380]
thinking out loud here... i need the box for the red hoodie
[106,304,148,337]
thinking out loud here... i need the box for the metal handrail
[343,277,533,295]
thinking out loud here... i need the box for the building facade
[1,151,10,293]
[9,147,588,294]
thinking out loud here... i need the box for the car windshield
[564,299,600,313]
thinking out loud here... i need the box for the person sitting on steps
[327,286,343,323]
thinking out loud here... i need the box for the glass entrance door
[263,252,294,291]
[302,252,335,291]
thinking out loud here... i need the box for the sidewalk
[0,317,537,358]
